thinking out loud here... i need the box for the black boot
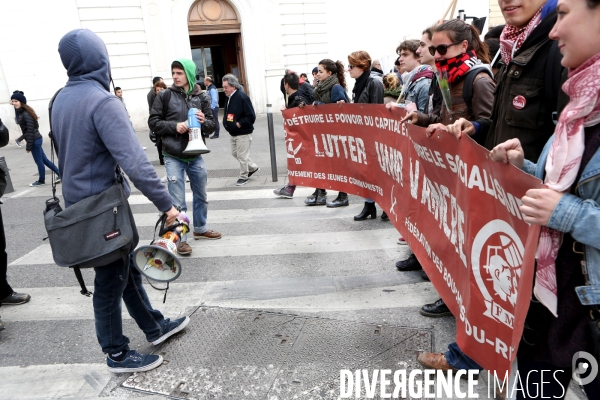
[354,201,376,220]
[381,211,389,221]
[419,298,452,318]
[305,189,327,206]
[326,192,349,207]
[395,253,423,271]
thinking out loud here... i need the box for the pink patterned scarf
[500,6,543,64]
[536,52,600,316]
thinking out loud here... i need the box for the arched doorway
[188,0,246,108]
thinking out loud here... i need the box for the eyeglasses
[428,41,463,56]
[348,65,355,70]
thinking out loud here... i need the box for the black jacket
[287,91,310,108]
[223,90,256,136]
[147,88,156,113]
[482,10,566,161]
[16,109,42,151]
[354,77,384,104]
[148,84,215,159]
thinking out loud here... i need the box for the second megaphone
[183,107,210,156]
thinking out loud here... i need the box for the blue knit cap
[10,90,26,104]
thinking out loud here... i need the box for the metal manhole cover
[121,307,431,399]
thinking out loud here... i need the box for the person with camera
[52,29,188,373]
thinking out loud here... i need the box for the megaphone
[132,213,190,283]
[183,107,210,156]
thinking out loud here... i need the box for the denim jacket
[522,134,600,306]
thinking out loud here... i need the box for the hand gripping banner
[282,104,542,376]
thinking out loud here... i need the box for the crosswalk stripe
[133,204,363,226]
[10,228,398,266]
[127,187,318,205]
[3,277,434,322]
[0,364,113,400]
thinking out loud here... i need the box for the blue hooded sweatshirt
[53,29,172,211]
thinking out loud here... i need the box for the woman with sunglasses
[402,19,495,146]
[303,59,349,206]
[334,50,385,220]
[11,91,61,187]
[488,0,600,397]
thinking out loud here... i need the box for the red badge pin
[513,95,526,110]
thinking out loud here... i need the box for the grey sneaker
[106,350,163,373]
[14,140,21,147]
[236,178,248,186]
[151,316,190,345]
[273,186,294,198]
[54,176,61,184]
[29,181,45,187]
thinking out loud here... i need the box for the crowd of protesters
[275,0,600,397]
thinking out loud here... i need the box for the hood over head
[58,29,111,91]
[172,58,197,95]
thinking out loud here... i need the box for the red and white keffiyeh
[500,6,543,64]
[536,52,600,316]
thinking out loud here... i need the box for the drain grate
[120,307,431,399]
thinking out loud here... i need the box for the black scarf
[352,70,371,102]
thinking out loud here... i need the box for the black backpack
[461,67,494,116]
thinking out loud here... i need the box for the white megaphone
[132,213,190,283]
[183,107,210,156]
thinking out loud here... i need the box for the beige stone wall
[489,0,505,27]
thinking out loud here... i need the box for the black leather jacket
[148,84,215,159]
[16,109,42,151]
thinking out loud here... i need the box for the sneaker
[273,186,294,198]
[1,292,31,305]
[176,241,192,255]
[14,140,22,147]
[161,176,168,183]
[193,230,222,240]
[236,178,248,186]
[151,316,190,345]
[248,167,260,178]
[209,135,219,139]
[54,176,61,184]
[29,181,45,187]
[397,237,407,245]
[106,350,163,373]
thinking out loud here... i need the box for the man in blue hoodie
[204,76,220,139]
[53,29,188,373]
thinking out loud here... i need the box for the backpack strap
[462,68,493,116]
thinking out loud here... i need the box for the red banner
[283,104,542,375]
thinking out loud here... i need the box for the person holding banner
[340,51,385,220]
[304,59,350,206]
[398,20,495,278]
[488,0,600,396]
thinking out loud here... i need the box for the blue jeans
[164,155,209,237]
[445,342,483,371]
[93,257,166,354]
[31,137,59,183]
[211,107,220,137]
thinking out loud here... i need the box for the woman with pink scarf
[490,0,600,396]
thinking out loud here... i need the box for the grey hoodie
[52,29,172,211]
